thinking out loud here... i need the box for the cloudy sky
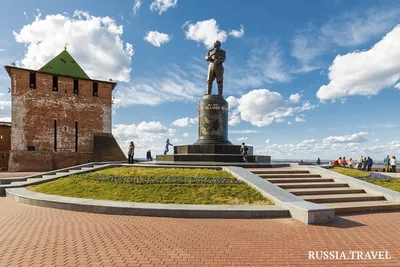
[1,0,400,160]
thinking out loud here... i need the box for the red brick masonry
[0,198,398,266]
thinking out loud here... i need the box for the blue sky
[1,0,400,160]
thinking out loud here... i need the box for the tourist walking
[317,158,321,165]
[366,157,373,172]
[384,155,391,172]
[357,156,363,170]
[146,150,153,161]
[240,143,248,163]
[348,158,353,168]
[164,139,173,155]
[390,156,397,173]
[128,141,134,164]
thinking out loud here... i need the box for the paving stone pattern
[0,198,399,266]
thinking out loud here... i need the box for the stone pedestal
[194,95,231,145]
[156,94,271,164]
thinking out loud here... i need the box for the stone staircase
[247,168,400,214]
[0,163,111,196]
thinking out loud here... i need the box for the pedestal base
[156,144,270,163]
[156,154,271,163]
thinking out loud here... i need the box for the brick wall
[6,67,124,172]
[0,125,11,170]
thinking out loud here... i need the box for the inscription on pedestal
[194,95,231,145]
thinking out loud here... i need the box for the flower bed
[83,174,243,184]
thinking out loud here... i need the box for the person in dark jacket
[317,158,321,165]
[146,150,153,161]
[366,157,373,172]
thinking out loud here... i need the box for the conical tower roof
[39,49,90,79]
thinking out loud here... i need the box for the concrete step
[266,178,334,183]
[301,194,386,203]
[67,170,82,173]
[259,174,321,178]
[25,178,47,183]
[288,188,366,196]
[250,170,310,174]
[277,182,349,189]
[41,175,60,179]
[325,201,400,214]
[80,167,96,170]
[0,178,28,185]
[55,172,71,175]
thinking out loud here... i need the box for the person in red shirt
[341,157,347,166]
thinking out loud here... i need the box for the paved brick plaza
[0,198,399,266]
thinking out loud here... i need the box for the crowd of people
[330,155,397,172]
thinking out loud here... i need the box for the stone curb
[6,188,290,219]
[223,167,335,225]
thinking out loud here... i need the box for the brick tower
[4,48,126,171]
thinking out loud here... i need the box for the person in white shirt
[390,156,397,173]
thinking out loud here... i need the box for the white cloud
[395,83,400,89]
[317,25,400,100]
[374,138,380,142]
[237,137,247,141]
[372,123,398,128]
[171,117,197,127]
[295,115,306,122]
[287,121,292,125]
[230,129,258,134]
[183,132,188,138]
[0,117,11,122]
[132,0,142,16]
[291,32,326,73]
[0,93,11,121]
[183,19,228,48]
[289,93,301,103]
[231,89,316,127]
[301,139,319,145]
[291,8,400,74]
[238,42,291,85]
[226,96,240,126]
[321,8,400,47]
[229,25,244,38]
[13,10,134,82]
[265,139,270,144]
[226,96,238,109]
[113,62,205,107]
[0,48,3,52]
[113,121,175,156]
[150,0,178,15]
[323,132,369,144]
[144,31,172,47]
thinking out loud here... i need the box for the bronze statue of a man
[205,40,226,96]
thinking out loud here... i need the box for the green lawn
[330,167,400,192]
[330,167,370,178]
[95,167,236,179]
[28,167,273,205]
